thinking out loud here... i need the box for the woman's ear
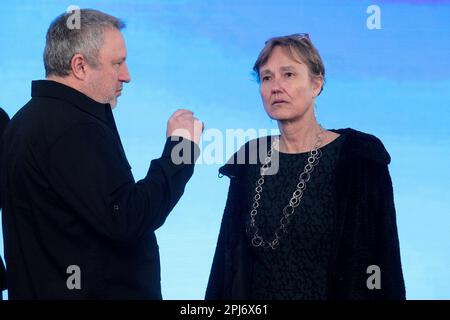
[312,75,324,98]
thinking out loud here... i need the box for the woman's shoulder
[331,128,391,165]
[218,128,392,178]
[219,136,273,178]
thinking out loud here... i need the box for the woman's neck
[277,116,323,154]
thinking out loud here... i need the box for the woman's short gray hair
[253,34,326,96]
[44,9,125,77]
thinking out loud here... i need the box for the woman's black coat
[206,128,406,300]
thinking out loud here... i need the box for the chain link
[248,127,325,250]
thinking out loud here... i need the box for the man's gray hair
[44,9,125,77]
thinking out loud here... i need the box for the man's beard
[108,96,118,109]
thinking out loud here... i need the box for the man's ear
[71,54,88,80]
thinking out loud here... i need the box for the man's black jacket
[1,80,197,299]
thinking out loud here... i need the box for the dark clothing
[1,80,197,299]
[206,129,406,300]
[246,135,344,299]
[0,108,9,134]
[0,107,10,298]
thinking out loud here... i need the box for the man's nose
[119,62,131,83]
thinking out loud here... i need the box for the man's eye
[285,72,294,78]
[261,75,271,82]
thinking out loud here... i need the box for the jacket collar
[31,80,111,123]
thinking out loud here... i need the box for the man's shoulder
[6,96,106,148]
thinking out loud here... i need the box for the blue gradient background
[1,0,449,299]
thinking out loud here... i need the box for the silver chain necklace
[248,126,325,250]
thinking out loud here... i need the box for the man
[1,9,203,299]
[0,107,10,300]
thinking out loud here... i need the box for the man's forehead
[102,28,125,43]
[100,28,127,54]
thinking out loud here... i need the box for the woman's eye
[285,72,294,78]
[261,75,271,82]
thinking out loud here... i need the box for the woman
[205,34,405,300]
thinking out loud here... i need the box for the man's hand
[166,109,204,145]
